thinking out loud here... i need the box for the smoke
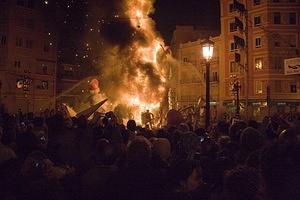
[83,0,178,121]
[101,20,135,48]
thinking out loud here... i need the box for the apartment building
[220,0,300,120]
[174,37,221,122]
[0,0,57,113]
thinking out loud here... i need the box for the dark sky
[47,0,220,63]
[153,0,220,42]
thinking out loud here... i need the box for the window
[289,13,296,25]
[254,16,261,26]
[229,3,235,12]
[230,42,238,51]
[0,35,6,46]
[42,81,48,89]
[43,44,49,52]
[253,0,260,5]
[275,81,282,92]
[274,57,282,69]
[27,0,35,8]
[281,34,297,47]
[274,12,281,24]
[274,41,280,47]
[16,37,23,47]
[42,64,48,74]
[14,61,21,68]
[16,16,25,27]
[26,18,35,29]
[255,37,261,48]
[255,58,263,70]
[17,0,24,6]
[287,35,297,47]
[291,84,297,93]
[25,39,33,48]
[212,72,218,81]
[255,81,263,94]
[230,22,237,32]
[230,61,240,73]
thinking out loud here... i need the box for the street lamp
[230,75,241,118]
[201,38,214,130]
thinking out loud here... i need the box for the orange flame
[111,0,168,125]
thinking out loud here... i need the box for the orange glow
[107,0,168,125]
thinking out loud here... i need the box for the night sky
[153,0,220,42]
[45,0,220,65]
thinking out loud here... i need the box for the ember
[99,0,170,125]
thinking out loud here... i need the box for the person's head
[127,119,136,132]
[248,120,260,130]
[105,111,118,127]
[240,127,264,153]
[218,135,231,149]
[217,120,230,135]
[229,121,247,143]
[178,123,190,133]
[95,139,115,165]
[127,136,152,168]
[47,113,65,132]
[33,117,44,128]
[224,165,260,200]
[278,128,298,144]
[151,138,171,162]
[261,143,300,200]
[21,151,51,179]
[156,128,168,138]
[174,132,200,160]
[0,142,16,165]
[168,159,202,193]
[195,128,206,137]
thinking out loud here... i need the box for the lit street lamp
[201,38,214,130]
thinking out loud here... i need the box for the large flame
[111,0,167,124]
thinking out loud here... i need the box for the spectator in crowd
[224,165,261,200]
[0,125,17,165]
[1,108,300,200]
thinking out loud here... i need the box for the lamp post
[230,75,241,118]
[201,38,214,130]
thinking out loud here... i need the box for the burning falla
[99,0,170,125]
[116,0,168,124]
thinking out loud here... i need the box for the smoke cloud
[83,0,178,121]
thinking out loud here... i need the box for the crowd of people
[0,108,300,200]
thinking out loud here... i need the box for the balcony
[180,78,201,84]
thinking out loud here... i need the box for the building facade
[0,0,56,113]
[171,26,220,58]
[174,37,221,123]
[171,0,300,122]
[56,63,86,110]
[220,0,300,121]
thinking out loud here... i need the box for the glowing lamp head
[201,38,214,61]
